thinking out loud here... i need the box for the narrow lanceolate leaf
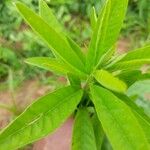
[117,45,150,62]
[15,2,86,75]
[94,69,127,93]
[90,7,97,30]
[108,45,150,71]
[90,85,149,150]
[108,59,150,71]
[86,0,128,72]
[115,93,150,143]
[0,86,83,150]
[25,57,75,74]
[39,0,63,34]
[39,0,86,65]
[117,70,150,87]
[72,108,97,150]
[91,114,104,149]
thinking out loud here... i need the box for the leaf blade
[72,108,97,150]
[86,0,128,72]
[94,69,127,93]
[90,85,149,150]
[15,2,86,75]
[0,86,83,150]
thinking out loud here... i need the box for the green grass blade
[72,108,97,150]
[0,86,83,150]
[15,2,86,75]
[86,0,128,72]
[90,85,149,150]
[94,69,127,93]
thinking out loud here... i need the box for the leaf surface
[72,108,97,150]
[15,2,86,75]
[0,86,83,150]
[91,114,104,149]
[25,57,74,74]
[86,0,128,72]
[39,0,86,65]
[108,46,150,71]
[94,69,127,93]
[90,85,149,150]
[115,93,150,143]
[90,7,97,30]
[117,70,150,86]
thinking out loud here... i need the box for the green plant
[1,0,150,149]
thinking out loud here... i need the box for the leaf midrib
[0,90,82,145]
[95,93,136,149]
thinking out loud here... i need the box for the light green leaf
[94,69,127,93]
[66,37,86,65]
[108,45,150,71]
[117,45,150,62]
[116,94,150,143]
[90,7,97,31]
[90,85,149,150]
[39,0,63,34]
[0,86,83,150]
[117,70,150,86]
[86,0,128,72]
[91,114,104,150]
[108,59,150,71]
[72,108,97,150]
[25,57,74,74]
[67,73,81,88]
[15,2,86,75]
[39,0,86,65]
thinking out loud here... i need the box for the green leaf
[72,108,97,150]
[116,93,150,143]
[117,45,150,62]
[25,57,74,74]
[39,0,63,34]
[90,85,149,150]
[15,2,86,75]
[117,70,150,86]
[94,69,127,93]
[86,0,128,72]
[91,114,104,150]
[0,86,83,150]
[108,59,150,71]
[67,73,81,88]
[90,7,97,31]
[39,0,86,65]
[108,45,150,71]
[66,37,86,65]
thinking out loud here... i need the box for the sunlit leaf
[0,86,83,149]
[94,69,127,93]
[90,85,149,150]
[72,108,97,150]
